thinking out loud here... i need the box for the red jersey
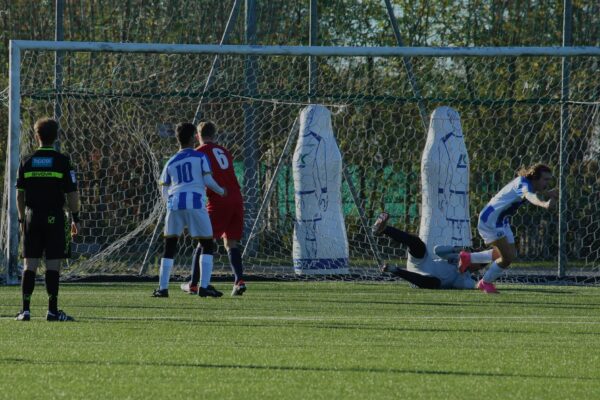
[196,142,243,206]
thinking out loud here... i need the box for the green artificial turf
[1,282,599,399]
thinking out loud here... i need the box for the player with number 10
[152,123,226,298]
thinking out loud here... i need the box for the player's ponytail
[518,163,552,180]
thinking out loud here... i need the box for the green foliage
[0,1,599,269]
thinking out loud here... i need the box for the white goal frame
[5,40,600,283]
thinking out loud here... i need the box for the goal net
[2,41,599,283]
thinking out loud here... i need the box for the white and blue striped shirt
[479,176,532,228]
[160,148,212,210]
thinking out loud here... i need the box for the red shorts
[207,201,244,240]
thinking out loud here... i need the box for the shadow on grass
[3,298,599,313]
[0,357,595,381]
[4,316,591,336]
[316,298,600,311]
[497,288,574,294]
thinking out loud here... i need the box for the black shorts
[22,208,71,259]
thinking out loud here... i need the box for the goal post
[6,42,21,284]
[3,40,600,284]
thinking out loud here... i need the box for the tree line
[0,0,598,266]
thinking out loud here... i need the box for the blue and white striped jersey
[160,148,212,210]
[479,176,532,228]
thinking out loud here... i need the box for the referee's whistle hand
[71,222,80,236]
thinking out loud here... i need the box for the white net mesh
[2,46,599,282]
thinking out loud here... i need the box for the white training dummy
[292,105,349,275]
[419,106,472,259]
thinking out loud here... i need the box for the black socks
[45,270,60,314]
[21,270,36,312]
[228,247,243,283]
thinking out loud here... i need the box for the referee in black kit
[15,118,81,322]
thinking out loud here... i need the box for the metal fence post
[558,0,572,277]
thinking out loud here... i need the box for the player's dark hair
[198,121,217,139]
[518,163,552,180]
[175,123,196,147]
[34,117,58,145]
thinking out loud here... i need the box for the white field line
[3,315,599,324]
[231,315,600,323]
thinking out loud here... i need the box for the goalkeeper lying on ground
[373,212,494,289]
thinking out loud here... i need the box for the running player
[459,163,557,293]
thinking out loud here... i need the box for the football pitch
[1,281,599,399]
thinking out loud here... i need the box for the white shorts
[164,208,213,239]
[477,219,515,245]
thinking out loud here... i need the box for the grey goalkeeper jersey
[407,250,475,289]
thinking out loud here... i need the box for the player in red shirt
[181,121,246,296]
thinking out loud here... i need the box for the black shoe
[231,280,247,296]
[152,288,169,298]
[372,212,390,236]
[15,310,30,321]
[46,310,74,322]
[380,263,401,275]
[198,285,223,298]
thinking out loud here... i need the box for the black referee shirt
[16,147,78,211]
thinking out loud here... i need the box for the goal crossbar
[10,40,600,57]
